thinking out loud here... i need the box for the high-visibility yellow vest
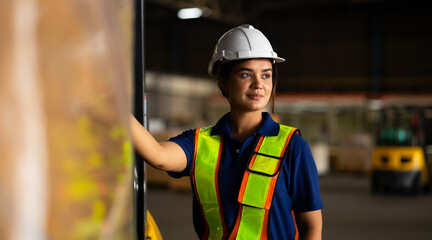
[191,125,298,240]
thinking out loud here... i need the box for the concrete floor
[147,174,432,240]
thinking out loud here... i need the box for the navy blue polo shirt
[168,112,323,239]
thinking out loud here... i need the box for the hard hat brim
[208,55,285,77]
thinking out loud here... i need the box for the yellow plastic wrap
[0,0,134,239]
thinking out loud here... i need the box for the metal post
[133,0,147,239]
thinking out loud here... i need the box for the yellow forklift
[371,106,432,195]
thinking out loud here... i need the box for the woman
[131,24,323,240]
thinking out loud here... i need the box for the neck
[229,111,264,142]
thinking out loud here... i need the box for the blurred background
[142,0,432,239]
[1,0,431,239]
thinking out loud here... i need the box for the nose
[251,76,264,89]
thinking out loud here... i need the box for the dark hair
[217,59,278,113]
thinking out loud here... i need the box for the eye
[262,73,272,79]
[240,72,251,78]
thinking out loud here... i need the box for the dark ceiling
[143,0,432,93]
[146,0,386,25]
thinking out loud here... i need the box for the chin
[248,105,266,112]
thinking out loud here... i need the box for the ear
[218,76,226,91]
[218,76,229,98]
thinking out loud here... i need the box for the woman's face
[221,58,273,113]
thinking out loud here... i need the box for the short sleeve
[167,129,195,178]
[289,134,324,212]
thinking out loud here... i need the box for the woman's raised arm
[130,114,187,172]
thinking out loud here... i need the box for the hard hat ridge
[208,24,285,77]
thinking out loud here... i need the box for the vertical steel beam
[133,0,147,239]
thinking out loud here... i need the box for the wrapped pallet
[334,134,373,173]
[0,0,134,239]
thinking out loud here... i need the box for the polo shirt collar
[211,112,280,137]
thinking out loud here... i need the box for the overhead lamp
[177,8,202,19]
[177,7,211,19]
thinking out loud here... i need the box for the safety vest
[191,125,298,240]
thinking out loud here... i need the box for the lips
[247,93,264,100]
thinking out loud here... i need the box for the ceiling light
[177,8,203,19]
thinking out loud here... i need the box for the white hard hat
[208,24,285,77]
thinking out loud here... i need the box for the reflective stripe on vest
[230,125,297,240]
[192,126,227,239]
[192,125,298,240]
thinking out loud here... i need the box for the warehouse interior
[143,0,432,175]
[1,0,431,239]
[144,0,431,92]
[142,0,432,239]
